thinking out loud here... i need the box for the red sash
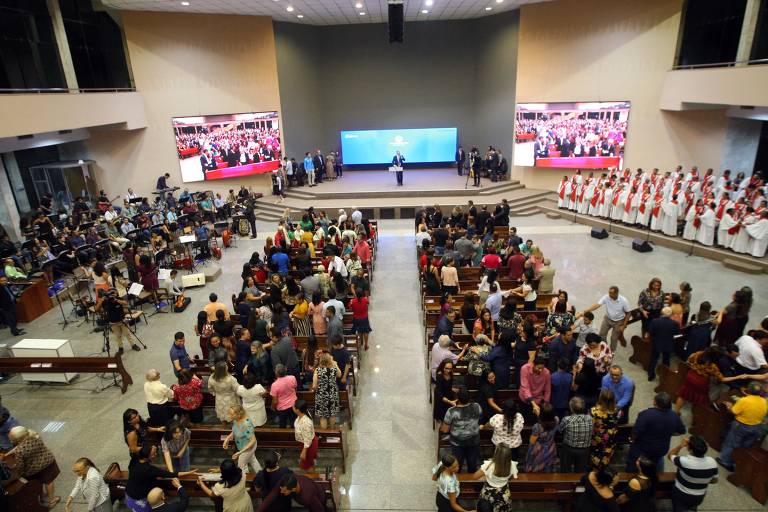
[612,191,621,206]
[728,224,741,235]
[716,200,728,220]
[638,193,651,214]
[624,193,635,213]
[558,182,566,200]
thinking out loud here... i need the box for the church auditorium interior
[1,0,768,511]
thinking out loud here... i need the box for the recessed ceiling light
[425,0,433,5]
[297,14,303,18]
[496,0,503,3]
[286,5,294,11]
[355,2,362,8]
[359,11,366,15]
[485,6,492,10]
[421,9,428,13]
[180,1,189,5]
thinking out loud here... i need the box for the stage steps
[509,192,557,217]
[282,179,524,200]
[537,204,768,274]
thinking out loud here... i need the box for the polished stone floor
[1,216,766,511]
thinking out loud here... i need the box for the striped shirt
[69,467,110,511]
[672,455,718,496]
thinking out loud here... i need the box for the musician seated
[69,230,86,249]
[3,258,27,281]
[139,198,152,213]
[199,194,216,223]
[72,196,89,214]
[104,221,129,252]
[162,269,183,299]
[181,202,197,216]
[120,218,136,236]
[151,211,164,226]
[179,188,191,203]
[166,193,177,210]
[122,200,138,217]
[96,190,112,213]
[150,232,168,252]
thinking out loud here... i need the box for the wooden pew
[147,426,347,472]
[437,424,634,462]
[103,462,341,512]
[187,389,354,428]
[0,455,47,512]
[689,402,731,451]
[728,446,768,505]
[654,362,689,398]
[424,293,557,312]
[457,472,675,511]
[0,354,133,393]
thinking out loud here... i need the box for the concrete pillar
[47,0,79,90]
[736,0,762,65]
[0,156,22,241]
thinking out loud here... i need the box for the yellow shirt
[731,394,768,426]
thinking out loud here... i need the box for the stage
[254,168,556,221]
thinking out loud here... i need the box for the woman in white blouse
[143,369,174,428]
[64,458,111,512]
[293,399,318,472]
[471,444,517,509]
[236,373,267,427]
[486,400,524,460]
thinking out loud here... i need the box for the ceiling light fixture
[286,5,294,11]
[359,11,366,15]
[180,1,190,5]
[485,6,492,10]
[425,0,433,5]
[421,9,428,13]
[297,14,304,18]
[355,2,362,8]
[496,0,503,3]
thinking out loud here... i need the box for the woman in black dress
[576,466,620,512]
[616,455,657,512]
[433,359,457,426]
[573,358,602,410]
[714,289,751,347]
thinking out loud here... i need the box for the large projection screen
[340,127,457,165]
[173,111,281,183]
[514,102,630,169]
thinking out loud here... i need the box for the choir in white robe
[588,190,602,217]
[730,214,756,253]
[636,195,654,227]
[650,201,663,231]
[717,212,738,248]
[682,207,698,241]
[600,189,613,218]
[622,193,640,224]
[661,200,679,236]
[580,183,594,215]
[611,189,627,221]
[746,218,768,257]
[557,180,568,208]
[695,207,716,246]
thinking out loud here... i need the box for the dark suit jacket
[313,155,324,171]
[153,487,189,512]
[392,154,405,166]
[455,149,466,163]
[200,155,216,172]
[534,142,549,158]
[222,149,238,167]
[0,285,16,310]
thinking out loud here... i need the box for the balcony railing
[0,87,136,94]
[672,57,768,70]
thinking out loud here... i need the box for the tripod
[53,285,70,329]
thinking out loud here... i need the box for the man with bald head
[147,478,188,511]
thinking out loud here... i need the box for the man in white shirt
[338,209,348,225]
[104,206,119,222]
[328,255,348,278]
[578,286,632,351]
[415,225,431,247]
[351,208,363,225]
[735,331,768,373]
[322,289,346,321]
[485,283,512,321]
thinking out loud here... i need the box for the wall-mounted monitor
[513,102,630,169]
[340,127,457,165]
[173,111,281,183]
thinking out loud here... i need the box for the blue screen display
[340,127,457,165]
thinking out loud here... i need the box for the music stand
[80,221,95,231]
[126,228,141,243]
[51,278,71,329]
[178,234,198,273]
[129,197,144,204]
[21,239,36,252]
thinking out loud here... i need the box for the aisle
[339,220,437,511]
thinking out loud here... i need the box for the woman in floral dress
[524,403,559,473]
[590,389,620,468]
[312,353,341,428]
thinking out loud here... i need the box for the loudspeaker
[388,3,404,43]
[632,238,653,253]
[590,228,609,239]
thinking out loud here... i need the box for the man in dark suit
[455,146,466,176]
[156,173,170,191]
[392,151,405,186]
[534,137,549,160]
[221,144,237,167]
[313,150,325,183]
[0,276,24,337]
[261,145,275,161]
[199,151,216,173]
[498,152,509,179]
[558,136,572,158]
[486,148,500,182]
[147,479,188,512]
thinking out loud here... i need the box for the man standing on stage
[393,151,405,186]
[455,146,466,176]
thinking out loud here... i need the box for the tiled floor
[2,216,766,511]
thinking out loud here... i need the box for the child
[349,290,372,350]
[573,311,596,348]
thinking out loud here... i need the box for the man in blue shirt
[432,310,456,344]
[601,364,635,424]
[627,392,686,472]
[271,248,290,276]
[194,222,210,258]
[304,152,315,187]
[547,327,578,373]
[169,332,190,377]
[550,358,573,419]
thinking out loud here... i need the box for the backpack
[238,218,250,236]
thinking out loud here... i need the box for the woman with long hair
[197,459,252,512]
[497,295,523,333]
[683,301,715,358]
[65,457,111,512]
[424,257,442,296]
[482,330,515,389]
[289,293,311,336]
[172,369,204,425]
[123,409,163,459]
[477,269,498,305]
[460,292,480,334]
[282,276,303,312]
[91,261,109,301]
[487,399,524,460]
[573,357,602,410]
[576,465,619,512]
[194,310,213,358]
[673,347,740,413]
[617,455,657,512]
[679,281,693,325]
[473,444,517,512]
[512,272,538,311]
[209,362,240,424]
[545,299,575,337]
[714,289,751,346]
[433,359,457,426]
[293,399,319,472]
[161,421,191,472]
[308,291,326,336]
[590,389,620,468]
[223,405,261,474]
[474,307,496,342]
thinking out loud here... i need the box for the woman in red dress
[673,347,741,413]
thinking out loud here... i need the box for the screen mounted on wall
[173,111,281,183]
[340,127,457,165]
[513,102,630,169]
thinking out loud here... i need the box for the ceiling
[101,0,550,26]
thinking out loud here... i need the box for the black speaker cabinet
[632,238,653,252]
[590,227,608,239]
[388,3,404,43]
